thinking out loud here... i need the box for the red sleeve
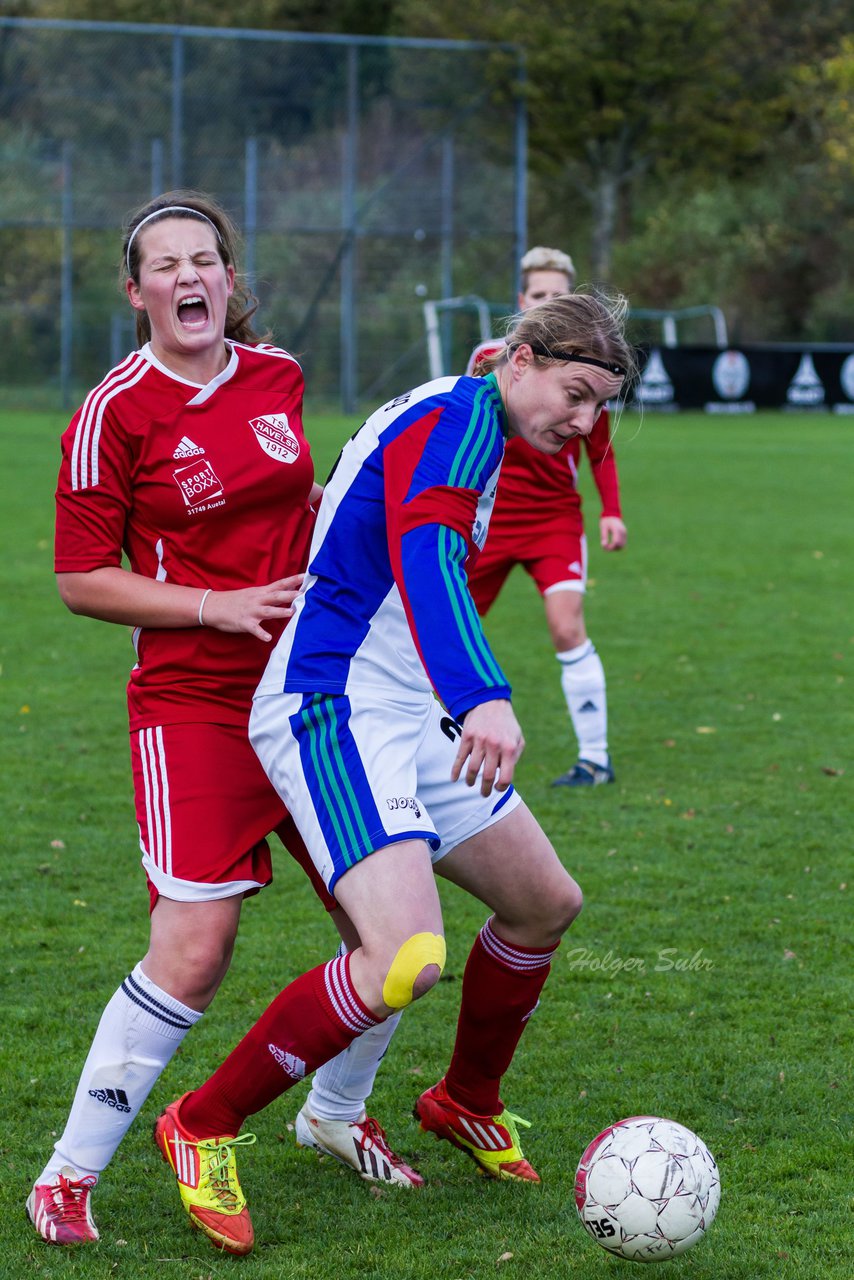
[383,406,481,554]
[397,485,479,543]
[54,406,133,572]
[583,409,622,519]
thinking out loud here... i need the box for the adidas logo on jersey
[172,436,204,459]
[88,1086,131,1113]
[578,699,599,713]
[268,1043,307,1081]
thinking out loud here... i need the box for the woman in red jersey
[27,192,417,1251]
[467,247,627,787]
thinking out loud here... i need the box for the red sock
[444,918,558,1116]
[181,953,378,1137]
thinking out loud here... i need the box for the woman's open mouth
[177,296,210,328]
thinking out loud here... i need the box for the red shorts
[469,520,587,615]
[130,721,335,912]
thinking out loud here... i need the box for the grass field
[1,407,851,1280]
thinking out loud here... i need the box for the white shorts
[249,690,521,894]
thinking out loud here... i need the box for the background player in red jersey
[467,247,627,787]
[27,192,415,1251]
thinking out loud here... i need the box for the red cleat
[26,1167,99,1245]
[415,1079,540,1182]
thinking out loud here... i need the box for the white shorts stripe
[138,727,172,878]
[156,726,173,877]
[144,730,163,874]
[137,729,154,861]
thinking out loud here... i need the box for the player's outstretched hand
[600,516,627,551]
[451,699,525,797]
[201,575,305,640]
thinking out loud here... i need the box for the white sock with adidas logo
[36,963,201,1183]
[556,640,609,768]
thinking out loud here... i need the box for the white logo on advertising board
[250,414,301,464]
[786,354,825,406]
[839,354,854,401]
[712,350,751,400]
[636,349,674,404]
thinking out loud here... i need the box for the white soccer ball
[574,1116,720,1263]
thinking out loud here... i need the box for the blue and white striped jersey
[256,373,511,720]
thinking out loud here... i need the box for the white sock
[557,640,609,767]
[307,1013,403,1123]
[37,963,201,1182]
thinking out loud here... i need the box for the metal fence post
[245,136,258,287]
[340,44,359,414]
[513,48,528,294]
[60,140,73,411]
[151,137,164,197]
[171,31,184,187]
[440,133,455,371]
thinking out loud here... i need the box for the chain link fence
[0,17,525,411]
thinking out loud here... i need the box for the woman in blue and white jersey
[155,292,634,1256]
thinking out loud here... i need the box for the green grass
[1,407,851,1280]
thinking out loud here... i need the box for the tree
[33,0,396,35]
[391,0,851,283]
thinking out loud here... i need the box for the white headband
[125,206,222,273]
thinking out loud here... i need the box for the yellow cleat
[154,1093,256,1255]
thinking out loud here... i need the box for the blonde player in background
[466,247,627,787]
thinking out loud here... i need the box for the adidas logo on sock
[578,699,598,713]
[267,1043,307,1081]
[172,436,204,459]
[88,1087,131,1113]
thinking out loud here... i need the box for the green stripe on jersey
[438,526,505,687]
[449,378,499,490]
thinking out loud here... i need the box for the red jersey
[55,341,315,731]
[465,338,621,529]
[493,411,620,531]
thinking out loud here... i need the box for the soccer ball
[574,1116,720,1263]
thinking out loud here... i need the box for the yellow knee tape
[382,932,446,1010]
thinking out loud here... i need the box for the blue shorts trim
[292,693,433,892]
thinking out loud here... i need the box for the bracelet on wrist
[198,588,212,627]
